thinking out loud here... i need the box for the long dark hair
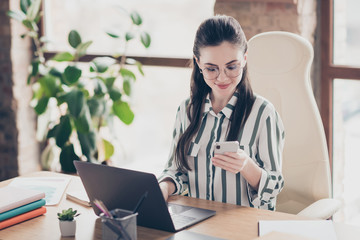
[175,15,255,172]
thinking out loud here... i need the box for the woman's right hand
[159,180,176,202]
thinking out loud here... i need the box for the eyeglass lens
[202,64,242,80]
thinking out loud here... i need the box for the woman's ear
[242,52,248,67]
[194,55,200,66]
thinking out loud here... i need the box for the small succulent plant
[57,208,80,221]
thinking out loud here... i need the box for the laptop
[74,161,216,232]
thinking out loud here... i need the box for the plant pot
[59,220,76,237]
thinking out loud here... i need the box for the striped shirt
[159,92,285,210]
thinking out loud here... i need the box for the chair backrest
[247,31,332,214]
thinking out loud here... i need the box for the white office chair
[247,31,341,219]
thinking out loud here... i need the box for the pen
[93,199,112,218]
[93,199,131,240]
[133,191,148,213]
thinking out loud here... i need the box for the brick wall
[214,0,321,105]
[0,0,18,180]
[0,0,40,181]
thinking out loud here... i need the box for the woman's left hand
[211,149,250,174]
[212,148,262,191]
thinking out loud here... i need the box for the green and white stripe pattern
[159,92,285,210]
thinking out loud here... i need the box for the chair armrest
[297,198,342,219]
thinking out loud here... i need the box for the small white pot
[59,220,76,237]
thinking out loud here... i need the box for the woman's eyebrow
[204,60,239,66]
[204,63,218,66]
[225,60,239,65]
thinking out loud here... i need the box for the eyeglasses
[199,63,243,80]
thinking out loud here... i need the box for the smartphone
[214,141,239,155]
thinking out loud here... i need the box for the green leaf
[63,66,82,85]
[46,124,58,139]
[135,61,144,76]
[65,90,85,118]
[106,31,120,38]
[76,40,93,58]
[123,80,131,96]
[57,208,79,221]
[26,0,41,21]
[32,82,44,100]
[140,32,151,48]
[130,11,142,25]
[120,68,136,82]
[55,115,72,148]
[59,144,80,173]
[7,10,26,22]
[112,100,134,125]
[22,19,38,31]
[31,59,39,76]
[38,75,59,97]
[77,131,96,162]
[22,19,31,29]
[49,67,62,78]
[34,96,49,115]
[52,52,74,62]
[56,91,68,105]
[105,77,116,89]
[93,78,107,97]
[125,58,144,76]
[125,32,135,41]
[49,68,65,85]
[74,106,91,134]
[81,87,90,98]
[34,13,42,24]
[91,57,116,73]
[27,74,32,85]
[20,0,32,13]
[109,87,122,102]
[87,98,106,117]
[103,139,114,160]
[68,30,82,49]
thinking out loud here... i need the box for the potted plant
[7,0,151,172]
[57,208,80,237]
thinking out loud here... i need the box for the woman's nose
[216,69,228,82]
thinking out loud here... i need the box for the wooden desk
[0,171,359,240]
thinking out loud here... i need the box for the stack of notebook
[0,185,47,229]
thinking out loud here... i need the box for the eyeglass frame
[198,61,245,80]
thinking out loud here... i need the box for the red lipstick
[217,83,230,89]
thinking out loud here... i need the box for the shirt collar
[204,91,239,119]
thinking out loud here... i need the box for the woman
[159,15,285,210]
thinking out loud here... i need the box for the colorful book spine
[0,186,46,214]
[0,199,46,221]
[0,206,47,230]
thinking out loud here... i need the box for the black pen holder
[100,209,138,240]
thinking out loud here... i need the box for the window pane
[333,79,360,225]
[333,0,360,67]
[43,0,215,58]
[110,66,191,175]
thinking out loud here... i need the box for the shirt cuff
[247,168,268,207]
[158,174,182,195]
